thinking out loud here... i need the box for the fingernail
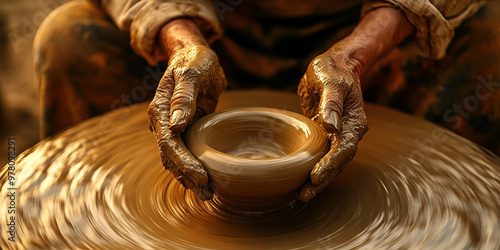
[330,111,340,132]
[170,109,184,127]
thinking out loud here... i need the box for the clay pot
[185,107,329,212]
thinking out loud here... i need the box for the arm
[362,0,487,59]
[95,0,223,65]
[332,7,414,78]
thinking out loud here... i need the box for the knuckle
[158,74,174,92]
[174,68,202,86]
[311,54,328,67]
[181,67,203,79]
[147,98,162,114]
[147,104,161,123]
[171,84,196,103]
[156,102,170,116]
[322,95,343,109]
[307,55,327,78]
[148,106,169,127]
[332,75,355,94]
[170,93,194,108]
[342,78,355,90]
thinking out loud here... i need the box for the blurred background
[0,0,70,165]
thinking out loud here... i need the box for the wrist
[158,18,209,56]
[330,7,414,75]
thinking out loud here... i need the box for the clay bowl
[185,107,329,212]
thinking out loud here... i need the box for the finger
[158,133,209,187]
[166,160,213,200]
[298,165,344,202]
[148,71,209,187]
[192,66,227,121]
[308,131,341,186]
[317,81,350,133]
[298,75,319,118]
[310,108,368,185]
[298,181,315,202]
[148,71,175,136]
[169,69,200,131]
[310,133,357,186]
[165,64,226,185]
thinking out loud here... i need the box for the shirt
[91,0,486,87]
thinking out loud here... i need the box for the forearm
[97,0,221,65]
[158,19,209,57]
[332,7,414,76]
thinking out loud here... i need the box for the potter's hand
[148,19,227,200]
[297,48,368,202]
[297,7,415,201]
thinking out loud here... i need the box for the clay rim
[185,107,329,164]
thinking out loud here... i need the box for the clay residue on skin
[1,90,500,249]
[297,44,369,202]
[148,19,227,200]
[295,7,417,201]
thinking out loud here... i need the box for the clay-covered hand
[296,7,414,201]
[297,46,368,202]
[148,19,227,200]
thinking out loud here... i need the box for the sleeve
[96,0,223,65]
[361,0,487,59]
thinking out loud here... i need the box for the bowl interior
[202,113,307,159]
[185,108,329,211]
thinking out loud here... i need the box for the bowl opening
[203,115,307,159]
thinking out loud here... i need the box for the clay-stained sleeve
[94,0,223,65]
[362,0,487,59]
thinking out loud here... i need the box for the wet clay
[184,107,329,211]
[1,90,500,249]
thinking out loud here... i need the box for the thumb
[169,79,199,132]
[318,84,345,133]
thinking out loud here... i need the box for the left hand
[295,6,415,201]
[297,46,368,202]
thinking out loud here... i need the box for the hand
[296,7,414,201]
[297,48,368,202]
[148,19,227,200]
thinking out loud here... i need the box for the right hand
[148,20,227,200]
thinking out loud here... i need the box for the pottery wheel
[1,90,499,249]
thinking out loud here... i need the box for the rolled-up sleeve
[96,0,223,65]
[362,0,487,59]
